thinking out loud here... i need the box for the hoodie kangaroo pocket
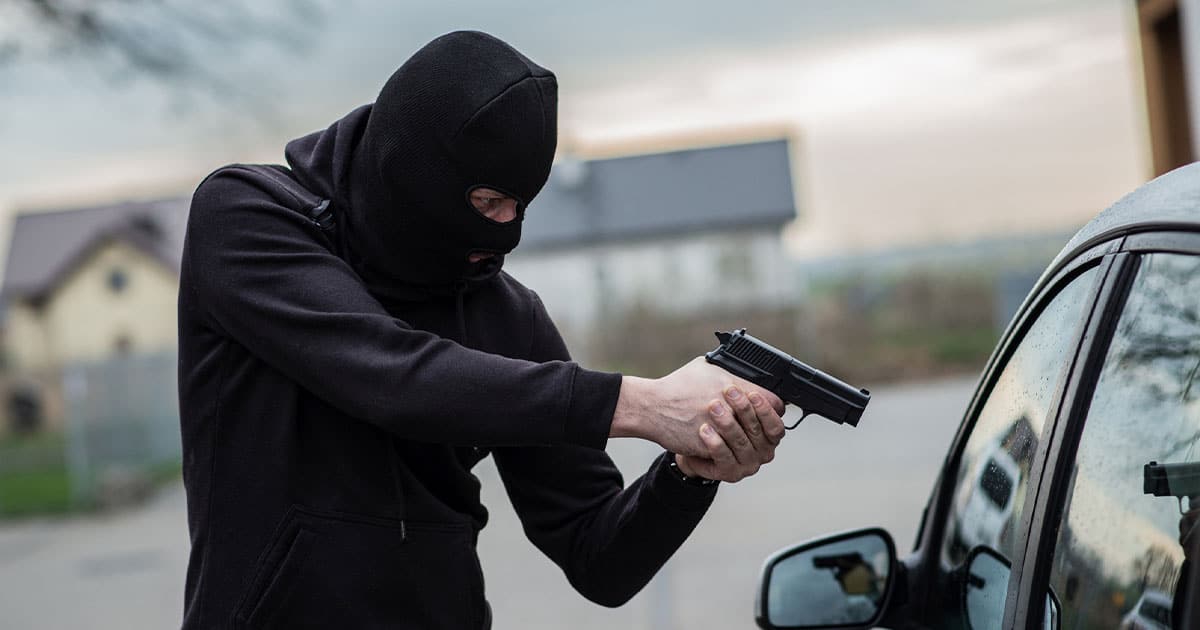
[237,525,318,629]
[235,506,482,630]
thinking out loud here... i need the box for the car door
[1009,234,1200,629]
[753,240,1195,630]
[901,239,1128,629]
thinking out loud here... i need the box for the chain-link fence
[60,351,180,509]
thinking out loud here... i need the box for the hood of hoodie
[284,30,558,298]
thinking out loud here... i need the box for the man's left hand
[674,385,786,483]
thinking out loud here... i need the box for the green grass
[0,433,73,516]
[0,431,182,518]
[0,468,73,516]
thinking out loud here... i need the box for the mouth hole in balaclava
[466,185,525,225]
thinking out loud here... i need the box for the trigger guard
[785,411,809,431]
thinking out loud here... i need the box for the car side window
[941,265,1100,569]
[1045,253,1200,629]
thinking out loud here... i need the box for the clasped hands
[612,357,787,483]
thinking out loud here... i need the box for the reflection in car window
[1141,597,1172,626]
[1047,253,1200,629]
[941,266,1098,570]
[981,459,1015,509]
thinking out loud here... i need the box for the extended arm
[491,295,719,606]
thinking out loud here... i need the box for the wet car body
[756,163,1200,629]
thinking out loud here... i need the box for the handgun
[813,552,876,596]
[705,328,871,429]
[1144,460,1200,514]
[813,552,866,572]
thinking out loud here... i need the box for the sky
[0,0,1150,263]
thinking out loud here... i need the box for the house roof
[2,198,189,302]
[520,138,796,251]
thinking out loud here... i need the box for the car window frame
[1013,229,1200,628]
[903,236,1123,627]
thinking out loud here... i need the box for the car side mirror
[755,528,898,629]
[962,546,1060,630]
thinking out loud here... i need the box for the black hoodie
[178,31,717,629]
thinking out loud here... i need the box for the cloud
[556,5,1144,259]
[0,1,1144,263]
[563,5,1130,142]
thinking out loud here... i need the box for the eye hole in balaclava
[466,185,525,225]
[464,185,524,275]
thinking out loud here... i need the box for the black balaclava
[345,30,558,293]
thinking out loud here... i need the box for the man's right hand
[610,357,786,478]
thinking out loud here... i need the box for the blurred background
[0,0,1193,628]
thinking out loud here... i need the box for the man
[178,30,785,629]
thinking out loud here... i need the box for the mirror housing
[755,528,898,630]
[958,546,1060,630]
[962,546,1010,629]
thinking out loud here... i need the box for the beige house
[1,200,188,431]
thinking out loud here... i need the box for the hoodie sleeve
[181,169,620,448]
[491,293,717,608]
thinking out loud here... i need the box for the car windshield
[980,458,1013,509]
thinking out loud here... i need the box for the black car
[755,163,1200,630]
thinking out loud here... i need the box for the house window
[107,267,129,293]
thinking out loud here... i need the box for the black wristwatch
[666,453,718,487]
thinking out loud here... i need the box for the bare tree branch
[1,0,326,114]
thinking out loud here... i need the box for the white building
[505,139,798,353]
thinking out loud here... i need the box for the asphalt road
[0,376,975,629]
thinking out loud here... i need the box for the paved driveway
[0,376,974,629]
